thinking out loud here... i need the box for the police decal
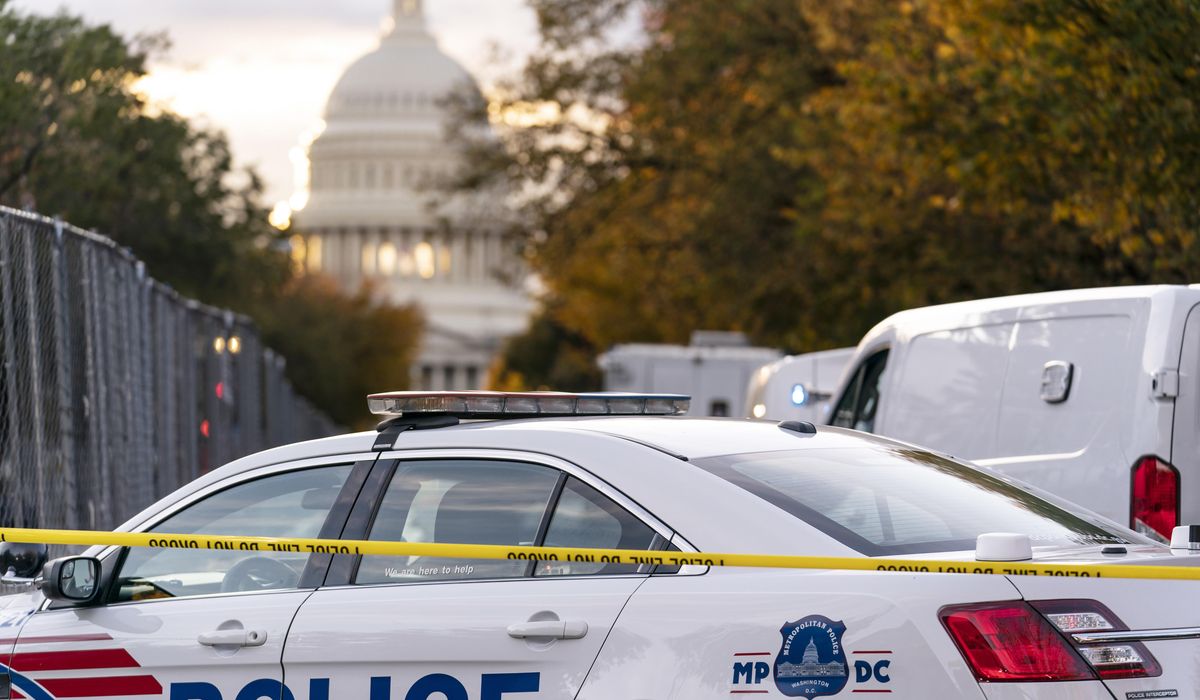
[773,615,850,698]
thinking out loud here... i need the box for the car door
[284,450,676,699]
[9,455,374,700]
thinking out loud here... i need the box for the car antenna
[778,420,817,436]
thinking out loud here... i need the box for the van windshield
[693,446,1149,556]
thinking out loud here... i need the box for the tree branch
[0,138,45,201]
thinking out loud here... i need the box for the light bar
[367,391,691,419]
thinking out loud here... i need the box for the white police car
[0,391,1197,700]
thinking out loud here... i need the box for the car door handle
[507,620,588,640]
[197,629,268,647]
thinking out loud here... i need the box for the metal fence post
[0,215,23,527]
[50,219,79,530]
[83,243,111,529]
[20,220,47,529]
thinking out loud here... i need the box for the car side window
[831,366,865,427]
[354,459,559,584]
[831,349,889,433]
[113,464,354,603]
[535,477,659,577]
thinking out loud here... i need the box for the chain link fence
[0,206,338,545]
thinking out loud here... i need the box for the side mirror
[0,542,48,584]
[41,557,102,605]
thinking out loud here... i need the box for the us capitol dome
[293,0,532,390]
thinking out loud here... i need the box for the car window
[693,446,1153,556]
[355,460,559,584]
[830,358,866,427]
[535,477,659,577]
[830,350,888,432]
[113,464,354,602]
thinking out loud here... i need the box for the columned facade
[294,1,531,390]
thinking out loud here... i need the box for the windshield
[694,446,1150,556]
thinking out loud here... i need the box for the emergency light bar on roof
[367,391,691,419]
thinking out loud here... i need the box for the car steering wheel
[220,556,300,593]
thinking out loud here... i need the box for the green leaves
[251,276,423,429]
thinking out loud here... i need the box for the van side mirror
[42,557,102,604]
[0,542,48,584]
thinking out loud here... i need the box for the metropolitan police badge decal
[774,615,850,698]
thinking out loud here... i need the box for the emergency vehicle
[829,285,1200,544]
[0,390,1197,699]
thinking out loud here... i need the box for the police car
[0,391,1197,700]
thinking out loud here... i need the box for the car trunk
[1006,547,1200,699]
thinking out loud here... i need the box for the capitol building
[293,0,532,390]
[777,639,847,679]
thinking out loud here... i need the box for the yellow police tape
[1,527,1199,581]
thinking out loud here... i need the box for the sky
[11,0,540,209]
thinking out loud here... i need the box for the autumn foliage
[469,0,1200,387]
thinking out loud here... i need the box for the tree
[0,2,422,421]
[252,275,423,429]
[458,0,1200,389]
[788,0,1200,338]
[489,307,602,391]
[454,0,839,392]
[0,2,289,307]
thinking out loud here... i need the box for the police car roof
[176,416,870,490]
[451,415,870,458]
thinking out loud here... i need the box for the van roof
[863,284,1200,340]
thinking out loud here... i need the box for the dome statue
[293,0,531,391]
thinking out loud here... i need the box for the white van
[829,285,1200,542]
[599,332,781,417]
[744,348,854,422]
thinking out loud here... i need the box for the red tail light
[941,602,1094,681]
[1131,456,1179,542]
[942,600,1162,683]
